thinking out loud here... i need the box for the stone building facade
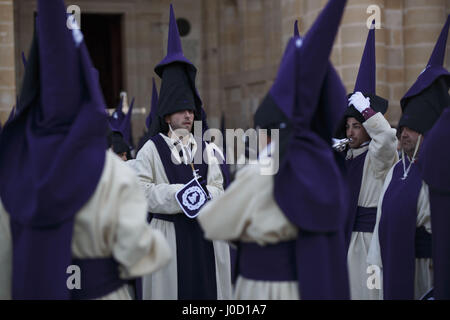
[1,0,449,144]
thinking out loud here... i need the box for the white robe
[135,133,232,300]
[367,161,433,300]
[0,150,172,300]
[346,112,398,300]
[197,148,299,300]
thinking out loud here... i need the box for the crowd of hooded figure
[0,0,449,300]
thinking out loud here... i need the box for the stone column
[201,0,221,128]
[0,0,16,125]
[385,0,405,125]
[403,0,449,95]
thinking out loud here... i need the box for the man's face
[118,152,127,161]
[346,117,370,149]
[165,109,194,134]
[400,126,422,157]
[257,129,271,153]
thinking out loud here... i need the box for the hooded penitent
[335,20,388,138]
[109,95,125,130]
[338,19,388,247]
[108,130,130,157]
[137,78,159,152]
[253,0,350,299]
[114,97,135,149]
[379,15,449,300]
[148,4,208,137]
[22,51,27,68]
[422,106,450,300]
[398,15,450,135]
[420,20,450,300]
[0,0,108,299]
[144,4,218,300]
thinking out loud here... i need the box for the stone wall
[0,0,16,125]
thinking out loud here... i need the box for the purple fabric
[109,96,125,130]
[10,219,75,299]
[379,159,423,300]
[154,4,196,78]
[422,107,450,192]
[422,107,450,299]
[401,15,449,107]
[415,226,432,259]
[71,257,128,300]
[134,278,143,300]
[354,20,376,94]
[230,245,238,285]
[146,78,158,130]
[115,97,134,147]
[4,105,15,127]
[344,150,368,246]
[238,241,297,281]
[219,163,231,189]
[353,207,377,233]
[211,148,231,189]
[148,134,217,300]
[21,51,27,67]
[272,0,350,300]
[294,20,300,37]
[295,231,349,299]
[429,192,450,299]
[0,0,108,299]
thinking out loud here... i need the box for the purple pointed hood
[21,51,27,68]
[0,0,108,299]
[149,4,207,137]
[146,78,158,130]
[294,20,300,37]
[272,0,348,233]
[154,4,196,77]
[354,20,376,94]
[401,15,450,108]
[335,20,388,138]
[109,95,125,129]
[118,97,135,147]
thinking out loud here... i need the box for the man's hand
[348,92,370,113]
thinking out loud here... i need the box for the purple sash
[353,206,377,232]
[71,257,129,300]
[379,159,422,299]
[237,241,297,281]
[345,150,369,246]
[148,134,217,300]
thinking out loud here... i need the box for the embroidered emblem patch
[175,178,209,218]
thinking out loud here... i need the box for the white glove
[348,92,370,113]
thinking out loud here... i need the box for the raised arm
[134,140,184,214]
